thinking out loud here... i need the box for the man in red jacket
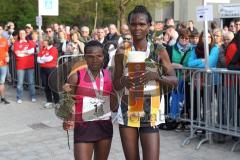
[14,30,36,104]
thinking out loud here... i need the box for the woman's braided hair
[127,5,152,25]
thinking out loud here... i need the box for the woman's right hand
[121,76,134,89]
[63,83,72,92]
[63,120,74,131]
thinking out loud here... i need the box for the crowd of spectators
[0,18,240,122]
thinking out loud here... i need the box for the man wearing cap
[25,24,33,41]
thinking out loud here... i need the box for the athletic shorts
[0,66,8,85]
[119,124,160,133]
[74,120,113,143]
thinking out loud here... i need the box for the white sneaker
[41,102,53,109]
[17,99,22,104]
[31,98,36,103]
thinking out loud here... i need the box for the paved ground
[0,85,240,160]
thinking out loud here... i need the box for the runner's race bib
[82,96,111,121]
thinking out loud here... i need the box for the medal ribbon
[87,68,104,106]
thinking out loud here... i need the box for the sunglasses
[46,30,52,33]
[180,37,189,40]
[123,37,131,41]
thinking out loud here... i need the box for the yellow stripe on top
[150,83,160,126]
[122,43,161,127]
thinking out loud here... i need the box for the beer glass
[127,51,146,112]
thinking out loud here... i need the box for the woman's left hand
[139,71,159,85]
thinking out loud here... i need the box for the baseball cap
[25,24,32,29]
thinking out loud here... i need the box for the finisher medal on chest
[81,69,111,121]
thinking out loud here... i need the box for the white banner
[39,0,59,16]
[219,3,240,18]
[196,5,213,22]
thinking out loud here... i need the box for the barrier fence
[180,68,240,152]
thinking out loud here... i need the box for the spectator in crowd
[114,5,177,160]
[58,24,65,32]
[167,29,193,131]
[188,20,198,35]
[45,26,59,47]
[53,23,59,39]
[65,25,71,41]
[165,25,179,46]
[189,31,199,48]
[217,31,234,68]
[225,30,240,70]
[25,24,33,40]
[91,29,99,41]
[162,30,171,46]
[176,21,187,32]
[229,21,236,34]
[0,24,10,104]
[2,21,15,42]
[188,31,219,130]
[165,17,175,26]
[152,22,164,43]
[103,24,120,44]
[223,31,234,47]
[14,30,36,104]
[154,22,164,32]
[211,21,218,32]
[57,31,68,57]
[80,26,91,43]
[170,29,192,68]
[63,40,114,160]
[37,36,59,109]
[71,25,80,33]
[234,18,240,33]
[32,31,41,53]
[148,22,155,41]
[103,24,122,67]
[97,28,105,44]
[223,26,228,34]
[213,28,223,47]
[120,24,130,35]
[188,31,219,68]
[103,26,109,35]
[45,27,54,39]
[66,31,84,55]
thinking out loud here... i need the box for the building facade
[153,0,240,31]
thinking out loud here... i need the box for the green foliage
[0,0,172,30]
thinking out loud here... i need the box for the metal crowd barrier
[162,67,197,126]
[181,68,240,152]
[53,54,85,93]
[8,51,84,93]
